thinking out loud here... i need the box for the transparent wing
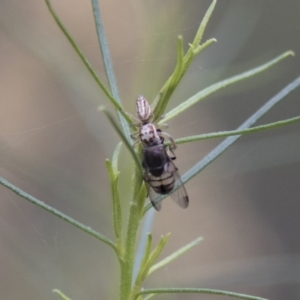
[168,161,189,209]
[143,168,163,211]
[147,184,162,211]
[146,162,189,210]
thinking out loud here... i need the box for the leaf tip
[195,236,204,244]
[165,232,171,239]
[289,50,295,57]
[98,105,106,112]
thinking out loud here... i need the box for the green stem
[120,166,143,300]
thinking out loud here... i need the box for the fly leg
[156,129,177,150]
[130,130,139,141]
[167,145,177,161]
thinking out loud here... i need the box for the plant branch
[144,75,300,213]
[152,0,218,120]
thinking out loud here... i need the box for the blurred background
[0,0,299,299]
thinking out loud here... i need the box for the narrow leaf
[136,182,147,218]
[144,75,300,213]
[143,294,156,300]
[149,237,203,275]
[91,0,131,140]
[45,0,131,124]
[152,36,184,117]
[105,159,122,246]
[152,0,218,120]
[189,0,217,51]
[140,233,153,272]
[174,115,300,145]
[193,38,217,55]
[136,288,268,300]
[99,106,143,175]
[140,234,170,281]
[131,234,171,300]
[112,142,122,173]
[132,234,153,291]
[53,289,72,300]
[91,0,118,97]
[160,51,294,123]
[0,176,116,251]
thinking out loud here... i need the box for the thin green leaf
[45,0,131,124]
[132,202,154,285]
[187,0,217,52]
[90,0,131,140]
[91,0,118,98]
[160,51,294,124]
[152,0,218,121]
[151,36,184,116]
[140,234,153,272]
[144,75,300,213]
[131,234,170,299]
[132,234,153,291]
[112,142,122,173]
[53,289,72,300]
[149,237,203,275]
[140,234,170,281]
[175,115,300,145]
[143,294,156,300]
[105,159,122,248]
[99,106,143,175]
[0,176,117,251]
[193,37,217,55]
[136,182,147,219]
[136,288,268,300]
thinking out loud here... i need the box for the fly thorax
[139,123,161,145]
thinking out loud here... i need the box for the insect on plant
[0,1,296,299]
[131,95,189,211]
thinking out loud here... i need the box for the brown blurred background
[0,0,299,299]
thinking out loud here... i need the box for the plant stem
[119,165,143,300]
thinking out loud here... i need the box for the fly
[132,95,189,211]
[142,143,189,211]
